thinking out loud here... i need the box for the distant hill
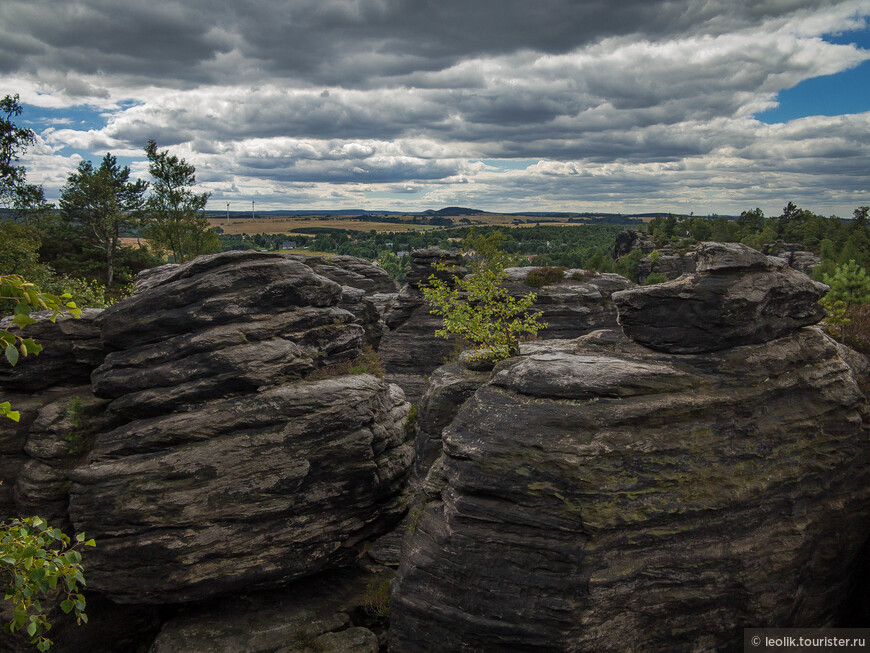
[423,207,489,217]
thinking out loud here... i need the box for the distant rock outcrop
[613,229,656,258]
[635,247,697,283]
[390,242,870,652]
[614,242,828,353]
[762,241,822,275]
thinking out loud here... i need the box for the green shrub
[643,272,669,285]
[307,346,385,380]
[422,230,546,362]
[648,249,661,265]
[363,577,392,618]
[524,266,566,288]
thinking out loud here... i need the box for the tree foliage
[0,517,94,651]
[142,140,219,263]
[820,260,870,341]
[0,275,91,651]
[421,230,546,362]
[0,95,51,221]
[59,154,148,286]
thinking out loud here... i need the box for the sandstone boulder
[613,242,828,353]
[148,568,383,653]
[390,327,870,651]
[65,251,413,604]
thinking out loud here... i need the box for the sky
[2,0,869,217]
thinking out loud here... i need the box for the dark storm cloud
[0,0,849,86]
[5,0,869,216]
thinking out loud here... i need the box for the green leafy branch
[422,230,546,363]
[0,516,95,651]
[1,274,81,421]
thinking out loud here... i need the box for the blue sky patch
[756,25,870,124]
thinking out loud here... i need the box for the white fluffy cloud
[3,0,869,215]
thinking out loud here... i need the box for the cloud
[2,0,869,216]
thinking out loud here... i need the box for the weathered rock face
[390,243,869,651]
[613,229,655,258]
[63,251,413,604]
[0,308,105,393]
[636,247,697,283]
[0,310,108,519]
[763,241,821,275]
[614,242,828,353]
[413,362,491,478]
[380,249,635,401]
[285,253,400,348]
[390,327,870,652]
[148,568,384,653]
[504,268,634,340]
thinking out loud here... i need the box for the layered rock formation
[763,241,821,275]
[636,247,697,283]
[60,251,413,605]
[390,242,870,652]
[0,309,107,519]
[614,242,828,353]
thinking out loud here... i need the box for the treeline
[0,95,220,307]
[646,203,870,279]
[218,224,638,283]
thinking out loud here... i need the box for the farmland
[204,212,636,236]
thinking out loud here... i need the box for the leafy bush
[524,266,566,288]
[643,272,669,285]
[422,230,546,363]
[0,516,95,651]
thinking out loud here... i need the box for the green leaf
[11,313,36,328]
[60,599,74,614]
[26,621,37,637]
[5,343,19,366]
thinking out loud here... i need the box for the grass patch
[525,266,566,288]
[306,346,385,380]
[364,577,392,618]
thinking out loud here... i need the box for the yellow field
[119,237,146,248]
[208,216,440,235]
[203,213,634,235]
